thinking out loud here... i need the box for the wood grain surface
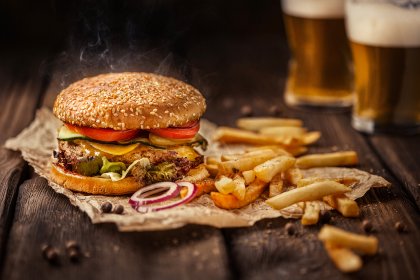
[0,59,47,265]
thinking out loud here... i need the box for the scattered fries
[324,242,363,273]
[242,170,256,185]
[302,131,322,145]
[217,149,277,174]
[323,194,360,217]
[232,175,246,200]
[301,201,320,225]
[208,117,361,230]
[297,151,359,169]
[211,179,268,209]
[283,167,302,185]
[180,164,210,183]
[214,127,300,146]
[195,116,380,274]
[254,156,296,183]
[259,126,307,137]
[181,178,216,198]
[319,225,378,255]
[319,225,379,273]
[266,181,351,210]
[269,173,283,197]
[237,117,303,130]
[215,176,236,194]
[205,164,219,177]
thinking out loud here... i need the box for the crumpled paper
[5,108,390,231]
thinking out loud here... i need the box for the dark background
[0,0,289,113]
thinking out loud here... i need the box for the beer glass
[282,0,353,107]
[346,0,420,134]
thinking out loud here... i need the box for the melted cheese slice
[170,146,199,161]
[90,142,140,155]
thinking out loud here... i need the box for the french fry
[269,173,283,197]
[324,241,363,273]
[297,177,359,188]
[205,164,219,177]
[232,175,246,200]
[284,167,303,185]
[242,170,256,185]
[259,126,307,137]
[245,145,291,156]
[218,150,277,175]
[286,146,308,156]
[221,154,240,161]
[318,225,378,255]
[214,127,300,146]
[296,151,359,169]
[221,149,286,161]
[323,195,360,217]
[181,178,216,198]
[215,176,236,194]
[206,156,220,165]
[302,131,321,145]
[211,179,268,209]
[236,117,303,131]
[180,164,210,183]
[266,181,351,210]
[301,201,320,225]
[254,156,296,182]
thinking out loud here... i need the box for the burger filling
[53,122,207,185]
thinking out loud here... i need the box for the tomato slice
[66,124,139,142]
[149,120,200,139]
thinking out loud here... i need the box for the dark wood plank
[368,135,420,208]
[0,60,48,265]
[1,177,231,280]
[0,149,27,262]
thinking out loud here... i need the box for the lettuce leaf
[100,158,150,182]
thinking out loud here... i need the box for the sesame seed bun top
[53,72,206,130]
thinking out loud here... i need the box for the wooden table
[0,34,419,280]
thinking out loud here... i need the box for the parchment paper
[5,108,390,231]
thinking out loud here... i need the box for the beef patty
[55,140,203,183]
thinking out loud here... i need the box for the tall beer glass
[346,0,420,134]
[282,0,353,107]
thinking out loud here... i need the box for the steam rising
[53,1,196,91]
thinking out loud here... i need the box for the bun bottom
[50,164,143,195]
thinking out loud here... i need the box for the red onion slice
[129,182,180,207]
[134,181,198,213]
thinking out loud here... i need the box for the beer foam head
[346,1,420,47]
[282,0,345,18]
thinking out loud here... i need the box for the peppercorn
[395,221,407,233]
[285,222,296,236]
[240,105,253,117]
[269,105,281,116]
[362,219,373,233]
[114,204,124,214]
[101,202,113,213]
[41,244,60,265]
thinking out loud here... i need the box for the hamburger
[51,72,207,195]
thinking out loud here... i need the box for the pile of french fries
[182,117,378,273]
[186,117,378,273]
[319,225,379,273]
[205,117,360,224]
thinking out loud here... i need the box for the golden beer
[282,0,353,107]
[346,0,420,133]
[351,43,420,127]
